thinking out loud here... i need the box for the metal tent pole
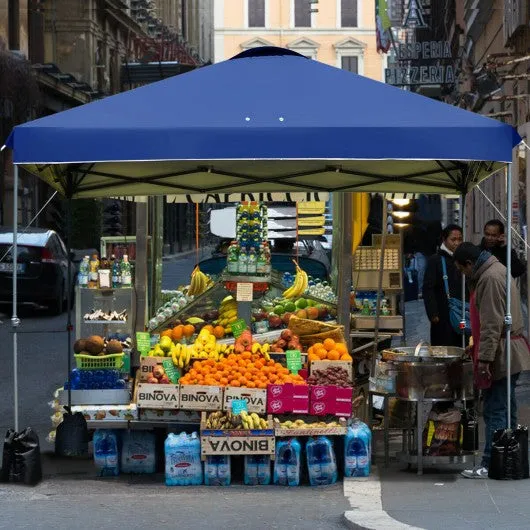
[66,198,73,409]
[460,192,467,349]
[506,164,513,429]
[11,164,19,432]
[337,193,353,342]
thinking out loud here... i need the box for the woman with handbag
[422,224,468,346]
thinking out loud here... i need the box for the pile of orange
[179,352,307,388]
[161,324,225,342]
[307,338,352,362]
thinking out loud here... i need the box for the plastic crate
[74,353,124,370]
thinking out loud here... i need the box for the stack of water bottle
[64,368,126,390]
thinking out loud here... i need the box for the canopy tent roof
[5,47,520,199]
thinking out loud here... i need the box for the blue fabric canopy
[4,47,520,198]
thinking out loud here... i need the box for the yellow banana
[261,343,270,354]
[251,413,260,427]
[251,343,262,354]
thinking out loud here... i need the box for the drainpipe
[8,0,20,50]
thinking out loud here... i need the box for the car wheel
[48,285,64,316]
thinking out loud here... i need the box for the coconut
[85,335,105,355]
[73,339,87,354]
[105,339,123,354]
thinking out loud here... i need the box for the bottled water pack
[93,430,119,477]
[244,455,271,485]
[204,455,231,486]
[306,436,338,486]
[274,438,301,486]
[344,420,372,477]
[165,432,203,486]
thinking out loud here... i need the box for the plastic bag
[55,411,89,457]
[488,426,529,480]
[1,428,43,485]
[423,408,462,456]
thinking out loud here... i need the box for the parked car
[0,228,75,314]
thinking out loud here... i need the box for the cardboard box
[136,383,180,409]
[179,385,224,411]
[223,387,267,414]
[139,356,167,382]
[201,435,275,458]
[310,360,353,381]
[309,386,354,417]
[267,384,310,414]
[71,403,138,422]
[139,409,201,423]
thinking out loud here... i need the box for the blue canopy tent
[3,48,522,460]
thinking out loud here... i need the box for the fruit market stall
[6,46,520,479]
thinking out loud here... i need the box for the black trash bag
[55,411,89,458]
[0,428,42,485]
[461,408,479,452]
[489,426,529,480]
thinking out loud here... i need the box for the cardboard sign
[136,332,151,356]
[231,399,248,415]
[286,350,302,374]
[231,319,248,338]
[162,359,180,383]
[236,282,253,302]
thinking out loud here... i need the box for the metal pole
[11,164,19,432]
[372,196,388,375]
[66,198,73,409]
[460,193,467,349]
[506,164,513,429]
[337,193,353,342]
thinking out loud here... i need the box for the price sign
[231,319,248,338]
[136,332,151,356]
[286,350,302,374]
[231,399,248,415]
[162,359,181,384]
[236,282,254,302]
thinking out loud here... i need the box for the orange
[327,350,340,361]
[340,354,353,361]
[183,324,195,337]
[316,348,328,360]
[213,326,225,339]
[220,377,228,386]
[312,342,324,352]
[171,325,184,341]
[203,324,214,334]
[307,346,314,356]
[161,329,173,339]
[323,338,336,351]
[230,380,241,387]
[335,343,348,355]
[308,353,320,362]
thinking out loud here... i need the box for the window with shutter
[295,0,312,27]
[341,56,359,73]
[341,0,358,27]
[249,0,265,27]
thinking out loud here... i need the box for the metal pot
[394,359,473,401]
[381,345,465,363]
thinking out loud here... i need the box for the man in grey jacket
[454,243,530,478]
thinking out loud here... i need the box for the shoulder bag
[441,256,471,336]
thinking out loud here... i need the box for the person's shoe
[461,466,488,479]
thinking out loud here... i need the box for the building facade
[213,0,385,80]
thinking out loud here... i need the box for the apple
[281,329,293,342]
[276,339,287,349]
[268,315,282,329]
[147,377,159,384]
[152,366,166,379]
[159,376,170,384]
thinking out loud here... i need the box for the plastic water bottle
[274,438,301,486]
[93,430,119,476]
[112,255,121,287]
[344,420,372,477]
[238,247,248,274]
[165,432,203,486]
[78,256,89,287]
[244,455,271,485]
[121,431,156,474]
[120,254,132,287]
[247,247,257,274]
[227,242,239,274]
[205,456,231,486]
[306,436,338,486]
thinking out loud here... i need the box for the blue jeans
[414,252,427,293]
[481,373,519,468]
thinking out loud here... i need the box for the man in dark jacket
[480,219,526,278]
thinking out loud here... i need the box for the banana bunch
[188,265,211,296]
[250,342,271,361]
[187,329,234,361]
[204,411,269,430]
[171,342,192,369]
[241,411,269,430]
[216,295,238,334]
[283,261,308,299]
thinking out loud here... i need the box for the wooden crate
[136,383,180,409]
[179,385,224,411]
[200,412,274,435]
[138,356,168,382]
[274,417,347,437]
[310,360,353,381]
[223,387,267,414]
